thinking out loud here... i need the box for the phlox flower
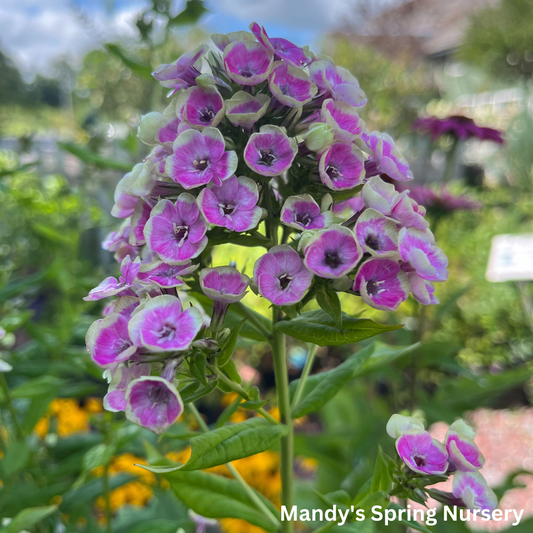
[225,91,270,128]
[391,191,429,231]
[396,429,449,475]
[445,421,485,472]
[250,23,310,66]
[128,294,203,352]
[354,258,409,311]
[452,472,498,512]
[333,195,365,219]
[362,131,413,182]
[166,127,237,190]
[254,245,313,306]
[197,175,263,232]
[407,271,439,305]
[84,255,140,301]
[144,195,208,264]
[303,225,361,278]
[361,176,400,216]
[104,363,150,412]
[321,98,367,142]
[223,40,273,86]
[104,296,140,318]
[269,62,317,108]
[130,202,153,246]
[176,86,226,130]
[386,414,425,438]
[211,31,255,52]
[280,194,332,231]
[398,228,449,282]
[137,261,198,288]
[354,208,399,257]
[318,142,366,191]
[244,125,298,177]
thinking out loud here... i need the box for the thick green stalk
[271,308,293,533]
[232,302,272,340]
[187,403,281,530]
[0,373,23,440]
[290,344,318,410]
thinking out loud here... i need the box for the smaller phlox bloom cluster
[387,414,498,513]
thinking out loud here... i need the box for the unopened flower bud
[192,339,220,351]
[195,73,217,87]
[217,328,231,343]
[137,112,164,145]
[304,122,334,152]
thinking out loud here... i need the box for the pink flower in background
[310,60,367,107]
[126,374,183,434]
[396,430,449,475]
[197,175,263,232]
[304,225,361,278]
[391,191,429,230]
[254,245,313,305]
[166,127,238,189]
[407,271,439,305]
[452,472,498,511]
[281,194,332,231]
[84,256,140,301]
[362,131,413,182]
[152,44,208,95]
[354,258,409,311]
[128,295,203,352]
[144,195,208,264]
[269,62,317,107]
[104,363,150,413]
[318,142,366,191]
[176,86,226,130]
[361,176,400,216]
[244,125,298,176]
[354,208,399,257]
[397,184,482,213]
[137,261,198,288]
[413,115,504,144]
[398,227,449,282]
[223,40,273,85]
[86,314,137,368]
[250,23,310,66]
[225,91,270,128]
[321,98,367,142]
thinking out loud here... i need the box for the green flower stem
[442,136,460,183]
[290,343,318,411]
[0,373,23,440]
[209,365,278,425]
[187,403,281,530]
[103,462,113,533]
[232,302,272,340]
[271,308,293,533]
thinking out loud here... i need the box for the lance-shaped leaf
[0,505,58,533]
[141,418,288,473]
[217,318,247,366]
[164,469,280,531]
[290,343,374,418]
[316,285,342,329]
[275,309,401,346]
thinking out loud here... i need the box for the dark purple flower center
[366,279,385,296]
[326,165,342,180]
[240,66,254,78]
[198,107,216,123]
[365,233,380,250]
[278,273,293,291]
[155,323,177,342]
[148,384,171,404]
[173,223,189,244]
[324,251,342,269]
[258,149,278,167]
[219,203,235,216]
[112,338,132,353]
[413,455,427,467]
[295,212,312,227]
[193,159,209,171]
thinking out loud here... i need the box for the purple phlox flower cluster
[86,22,450,433]
[395,183,482,213]
[413,115,504,144]
[387,414,497,512]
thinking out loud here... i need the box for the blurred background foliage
[1,0,533,531]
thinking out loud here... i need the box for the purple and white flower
[223,40,273,86]
[310,59,367,107]
[130,202,153,246]
[398,228,449,282]
[225,91,270,128]
[176,86,225,130]
[407,271,439,305]
[128,294,203,352]
[211,31,255,52]
[391,191,429,231]
[303,225,361,278]
[84,255,140,301]
[197,175,263,232]
[280,194,332,231]
[361,176,400,216]
[321,99,367,142]
[250,23,310,66]
[386,414,425,438]
[354,208,399,257]
[354,258,409,311]
[144,195,208,264]
[452,472,498,512]
[137,261,198,288]
[104,363,150,412]
[269,62,317,107]
[244,125,298,177]
[254,245,313,306]
[86,313,137,368]
[362,132,413,182]
[166,127,238,190]
[111,165,143,219]
[396,430,449,475]
[319,142,365,191]
[445,421,485,472]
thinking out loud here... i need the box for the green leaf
[275,309,402,347]
[240,398,269,409]
[223,359,242,384]
[190,354,208,386]
[143,418,288,473]
[106,44,153,79]
[370,447,393,494]
[387,503,434,533]
[82,443,115,472]
[0,505,57,533]
[10,375,65,399]
[0,441,30,477]
[164,469,279,531]
[58,142,132,171]
[169,0,207,26]
[316,286,343,329]
[291,343,374,418]
[218,318,247,366]
[352,342,420,379]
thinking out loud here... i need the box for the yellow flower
[35,399,90,438]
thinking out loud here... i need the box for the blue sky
[0,0,397,76]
